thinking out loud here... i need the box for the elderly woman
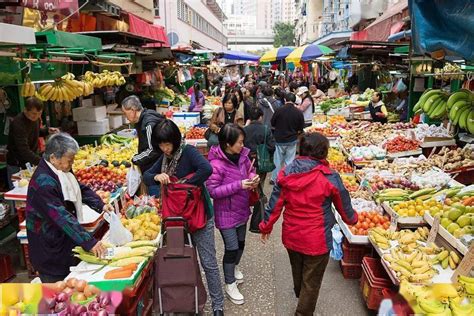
[26,133,114,282]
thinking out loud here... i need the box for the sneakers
[235,266,244,284]
[225,282,244,305]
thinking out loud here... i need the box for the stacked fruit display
[185,126,208,139]
[349,211,390,235]
[368,175,419,192]
[331,161,353,174]
[73,140,137,171]
[429,200,474,239]
[341,174,359,192]
[121,212,160,241]
[84,70,126,88]
[306,126,339,137]
[21,76,36,98]
[384,136,420,153]
[429,147,474,171]
[76,166,125,192]
[392,198,443,217]
[413,89,450,119]
[327,115,346,126]
[38,73,90,102]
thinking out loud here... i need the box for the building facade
[272,0,296,25]
[294,0,324,46]
[110,0,155,23]
[154,0,227,50]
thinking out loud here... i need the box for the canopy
[128,13,169,47]
[220,50,260,61]
[260,47,294,63]
[0,23,36,45]
[285,44,333,63]
[409,0,474,61]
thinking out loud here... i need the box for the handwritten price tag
[390,213,399,231]
[427,216,440,243]
[452,244,474,283]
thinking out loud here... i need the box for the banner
[21,0,78,15]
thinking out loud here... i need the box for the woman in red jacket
[260,132,357,316]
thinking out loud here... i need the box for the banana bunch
[435,63,465,81]
[417,295,452,315]
[84,70,126,88]
[450,296,474,316]
[368,227,392,249]
[37,73,86,102]
[21,77,36,98]
[447,89,474,134]
[374,188,410,204]
[458,275,474,297]
[383,247,439,283]
[413,89,450,120]
[432,250,461,270]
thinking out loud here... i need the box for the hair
[44,133,79,161]
[222,93,238,110]
[300,133,329,159]
[153,119,182,154]
[248,106,264,121]
[263,86,274,97]
[272,80,280,86]
[284,92,296,103]
[274,87,285,102]
[218,123,245,151]
[25,97,44,112]
[289,81,299,93]
[121,95,143,111]
[232,87,244,103]
[373,91,382,101]
[193,82,201,102]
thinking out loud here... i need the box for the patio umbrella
[260,47,294,63]
[285,44,334,64]
[220,50,260,62]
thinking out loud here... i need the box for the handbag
[161,176,206,233]
[249,188,259,206]
[249,195,266,233]
[256,126,276,173]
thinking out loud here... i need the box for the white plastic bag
[105,212,133,246]
[127,165,142,196]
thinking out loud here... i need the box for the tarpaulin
[364,0,408,41]
[220,50,260,61]
[409,0,474,61]
[128,13,169,47]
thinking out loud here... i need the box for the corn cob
[108,256,147,267]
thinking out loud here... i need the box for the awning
[0,23,36,45]
[35,30,101,50]
[128,14,169,47]
[219,50,260,61]
[362,0,408,42]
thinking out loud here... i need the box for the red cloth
[260,158,358,256]
[128,13,169,47]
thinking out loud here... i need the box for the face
[122,107,140,123]
[372,94,380,102]
[24,108,42,122]
[159,142,174,157]
[224,99,234,112]
[234,92,241,102]
[226,134,244,154]
[50,152,75,172]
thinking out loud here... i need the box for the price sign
[426,216,440,243]
[451,244,474,283]
[390,213,399,231]
[113,199,120,213]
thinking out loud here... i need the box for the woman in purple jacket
[207,124,259,305]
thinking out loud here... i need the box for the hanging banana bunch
[84,70,126,88]
[37,73,88,103]
[21,76,36,98]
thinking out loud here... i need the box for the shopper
[309,84,326,105]
[296,86,314,127]
[26,133,114,283]
[368,91,388,124]
[270,93,305,184]
[257,86,280,127]
[206,124,259,305]
[209,79,222,97]
[143,120,224,316]
[6,97,59,188]
[122,95,165,174]
[260,132,358,316]
[189,82,205,113]
[232,87,246,122]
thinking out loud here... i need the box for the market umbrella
[285,44,334,64]
[260,47,294,63]
[220,50,260,62]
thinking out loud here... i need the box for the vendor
[26,133,114,282]
[368,92,388,124]
[6,97,59,188]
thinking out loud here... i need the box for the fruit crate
[339,258,362,279]
[382,202,425,226]
[424,212,468,255]
[342,238,372,264]
[360,257,393,310]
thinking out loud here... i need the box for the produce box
[360,257,393,310]
[77,119,110,136]
[73,106,107,122]
[342,238,372,264]
[382,202,425,226]
[423,212,469,255]
[340,258,363,279]
[109,114,123,129]
[335,212,369,244]
[172,112,200,127]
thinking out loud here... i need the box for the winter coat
[190,91,205,112]
[257,96,280,127]
[206,145,255,229]
[243,121,275,169]
[209,107,244,133]
[260,157,357,256]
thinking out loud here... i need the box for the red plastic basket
[0,254,15,282]
[339,258,362,279]
[360,257,393,310]
[342,238,372,264]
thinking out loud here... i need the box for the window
[154,0,159,17]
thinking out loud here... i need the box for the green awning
[394,46,409,54]
[35,30,102,51]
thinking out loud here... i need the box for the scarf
[45,160,84,222]
[161,141,186,177]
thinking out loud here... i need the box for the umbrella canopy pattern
[260,47,294,63]
[220,50,260,61]
[285,44,333,63]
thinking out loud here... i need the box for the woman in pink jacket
[206,123,259,305]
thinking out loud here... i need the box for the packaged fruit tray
[382,202,425,226]
[387,149,422,160]
[424,212,469,255]
[334,211,369,244]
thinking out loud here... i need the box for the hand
[251,175,260,184]
[102,204,114,213]
[48,127,60,134]
[154,173,170,185]
[376,112,386,117]
[241,179,254,190]
[91,241,106,258]
[261,233,270,244]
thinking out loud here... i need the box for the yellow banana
[450,251,460,264]
[437,250,449,262]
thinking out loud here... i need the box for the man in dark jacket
[257,86,281,127]
[121,95,164,174]
[270,93,305,184]
[7,97,59,188]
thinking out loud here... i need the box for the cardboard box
[72,106,107,122]
[172,112,200,127]
[109,114,123,129]
[77,119,110,136]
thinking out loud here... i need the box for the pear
[465,206,474,214]
[456,215,471,228]
[441,218,452,229]
[447,222,460,235]
[448,209,463,221]
[452,202,466,213]
[453,228,465,238]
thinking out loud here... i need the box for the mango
[448,209,463,221]
[441,218,452,229]
[457,215,471,228]
[447,222,460,235]
[452,203,466,213]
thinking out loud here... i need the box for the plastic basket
[0,254,15,282]
[360,257,393,310]
[342,238,372,264]
[339,258,362,279]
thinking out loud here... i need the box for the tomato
[383,222,390,230]
[358,228,365,235]
[358,214,365,222]
[361,222,369,230]
[369,222,375,228]
[355,223,361,229]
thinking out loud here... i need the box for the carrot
[463,197,474,206]
[104,268,133,279]
[119,263,138,272]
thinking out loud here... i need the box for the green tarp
[35,30,102,51]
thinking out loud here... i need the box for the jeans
[272,141,297,182]
[7,165,20,190]
[219,223,247,284]
[287,250,330,316]
[192,218,224,311]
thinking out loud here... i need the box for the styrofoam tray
[382,202,425,225]
[387,149,423,159]
[334,211,369,244]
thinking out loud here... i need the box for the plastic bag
[105,212,133,246]
[127,165,142,196]
[330,224,343,261]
